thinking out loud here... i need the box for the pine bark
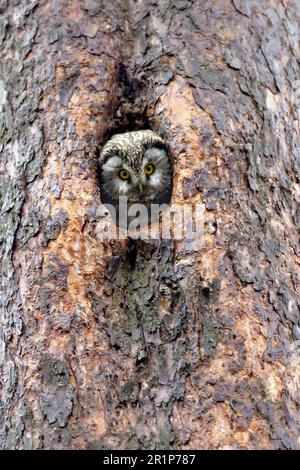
[1,0,300,449]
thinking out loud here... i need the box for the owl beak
[138,182,144,193]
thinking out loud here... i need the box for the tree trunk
[1,0,300,450]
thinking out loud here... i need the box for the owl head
[99,130,172,227]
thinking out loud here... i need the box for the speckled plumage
[99,130,173,227]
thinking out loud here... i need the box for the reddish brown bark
[1,0,300,449]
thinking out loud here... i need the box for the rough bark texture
[1,0,300,450]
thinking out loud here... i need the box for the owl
[99,130,172,228]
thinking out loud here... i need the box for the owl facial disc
[99,130,173,228]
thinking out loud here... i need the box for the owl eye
[144,163,155,175]
[119,169,130,180]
